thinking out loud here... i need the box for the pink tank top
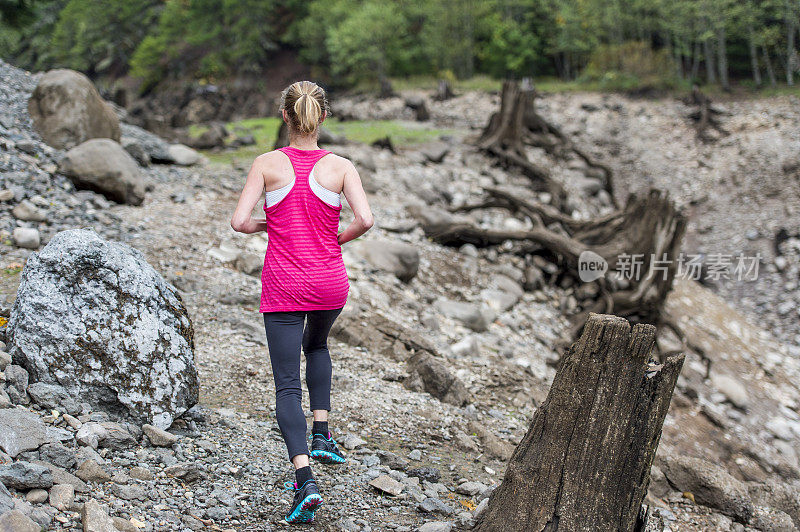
[260,146,349,312]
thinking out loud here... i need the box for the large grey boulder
[404,352,469,407]
[0,461,54,490]
[26,382,81,415]
[353,240,420,282]
[58,139,145,205]
[28,69,120,150]
[0,408,51,458]
[119,123,174,163]
[0,510,41,532]
[434,298,493,332]
[167,144,201,166]
[661,455,754,523]
[7,228,198,429]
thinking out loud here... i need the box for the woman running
[230,80,374,524]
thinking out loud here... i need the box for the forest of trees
[2,0,800,92]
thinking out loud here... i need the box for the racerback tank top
[259,146,349,312]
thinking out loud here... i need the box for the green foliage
[325,1,411,84]
[0,0,36,28]
[50,0,160,74]
[1,0,65,70]
[3,0,800,93]
[475,3,549,79]
[130,0,279,87]
[579,40,681,90]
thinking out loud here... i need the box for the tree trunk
[704,38,717,83]
[717,25,730,90]
[379,76,396,98]
[554,53,564,80]
[690,40,701,81]
[763,45,777,86]
[473,313,685,532]
[749,28,762,86]
[688,85,728,142]
[787,15,797,86]
[434,79,455,101]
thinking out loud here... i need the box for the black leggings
[262,307,343,461]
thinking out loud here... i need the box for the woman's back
[230,80,374,525]
[260,145,349,312]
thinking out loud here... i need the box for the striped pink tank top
[260,146,349,312]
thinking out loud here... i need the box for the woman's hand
[238,217,268,233]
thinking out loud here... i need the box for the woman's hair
[279,81,330,135]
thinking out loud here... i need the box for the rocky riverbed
[1,58,800,531]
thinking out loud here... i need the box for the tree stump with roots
[473,313,685,532]
[476,79,617,210]
[687,85,728,142]
[416,188,686,339]
[434,79,455,101]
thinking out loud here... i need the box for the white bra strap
[265,179,294,208]
[309,169,341,207]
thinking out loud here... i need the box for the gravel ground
[1,59,799,531]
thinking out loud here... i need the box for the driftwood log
[473,313,685,531]
[419,188,686,333]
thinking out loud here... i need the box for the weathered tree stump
[273,120,289,150]
[687,85,728,142]
[404,96,430,121]
[434,79,455,101]
[476,80,567,208]
[379,76,396,99]
[424,188,686,332]
[476,79,617,209]
[473,313,685,532]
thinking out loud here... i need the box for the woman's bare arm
[230,156,268,234]
[338,160,374,245]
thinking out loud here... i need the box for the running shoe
[283,479,323,524]
[310,432,346,464]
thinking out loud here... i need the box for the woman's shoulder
[321,152,356,172]
[254,149,287,163]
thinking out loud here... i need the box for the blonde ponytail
[280,81,330,136]
[294,93,322,134]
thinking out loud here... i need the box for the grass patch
[203,116,462,166]
[324,118,461,145]
[187,123,210,138]
[379,74,623,94]
[202,117,282,165]
[369,73,800,100]
[381,74,503,93]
